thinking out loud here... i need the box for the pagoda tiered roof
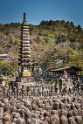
[19,13,31,67]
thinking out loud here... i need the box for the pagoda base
[21,76,35,82]
[15,76,40,88]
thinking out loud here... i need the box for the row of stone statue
[0,83,76,99]
[0,91,83,124]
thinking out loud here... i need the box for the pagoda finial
[23,13,26,22]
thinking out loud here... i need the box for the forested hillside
[0,20,83,75]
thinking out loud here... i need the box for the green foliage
[69,49,83,68]
[0,20,83,73]
[0,50,3,54]
[0,60,18,76]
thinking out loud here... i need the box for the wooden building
[49,65,81,78]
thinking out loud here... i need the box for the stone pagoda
[19,13,31,79]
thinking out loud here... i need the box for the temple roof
[49,65,81,72]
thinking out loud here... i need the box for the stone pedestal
[21,76,35,83]
[15,76,40,88]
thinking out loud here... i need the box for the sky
[0,0,83,27]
